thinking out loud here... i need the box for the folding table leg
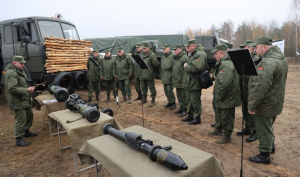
[57,121,71,151]
[73,153,101,176]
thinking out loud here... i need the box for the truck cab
[0,16,86,92]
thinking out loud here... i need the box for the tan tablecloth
[78,125,225,177]
[48,109,123,152]
[34,95,66,125]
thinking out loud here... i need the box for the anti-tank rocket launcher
[47,83,70,102]
[102,123,188,171]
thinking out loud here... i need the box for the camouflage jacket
[214,54,241,108]
[248,45,288,117]
[133,50,143,79]
[115,53,133,80]
[102,56,116,81]
[87,56,103,82]
[4,63,31,110]
[182,48,207,90]
[140,51,159,80]
[160,51,174,85]
[172,51,188,88]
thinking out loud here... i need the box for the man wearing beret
[248,37,288,164]
[208,44,241,143]
[140,43,159,107]
[173,44,189,117]
[181,39,207,125]
[236,40,259,142]
[161,44,176,110]
[102,49,117,101]
[132,42,143,101]
[4,55,37,146]
[114,47,133,104]
[87,49,103,102]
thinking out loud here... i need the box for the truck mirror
[22,36,30,44]
[20,21,29,36]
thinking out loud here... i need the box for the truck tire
[53,72,73,92]
[73,71,87,89]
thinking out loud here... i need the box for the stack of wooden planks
[44,37,92,73]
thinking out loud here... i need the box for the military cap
[104,49,110,53]
[142,43,150,48]
[187,39,197,45]
[162,44,170,50]
[93,48,99,52]
[211,44,228,53]
[252,37,273,47]
[184,43,190,47]
[223,42,233,49]
[117,47,123,52]
[239,40,255,48]
[135,42,142,47]
[12,55,26,64]
[173,44,183,50]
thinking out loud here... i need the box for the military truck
[194,33,221,72]
[0,16,89,94]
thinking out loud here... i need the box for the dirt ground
[0,58,299,177]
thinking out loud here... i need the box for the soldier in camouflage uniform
[208,44,241,144]
[4,55,38,146]
[236,40,259,142]
[87,49,103,102]
[133,42,143,101]
[140,43,159,107]
[181,39,207,125]
[173,44,189,117]
[102,50,117,101]
[223,42,233,51]
[161,44,176,110]
[114,47,133,104]
[248,37,288,164]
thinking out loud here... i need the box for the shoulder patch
[220,71,224,73]
[258,67,264,71]
[196,59,200,62]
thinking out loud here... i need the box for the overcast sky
[0,0,292,39]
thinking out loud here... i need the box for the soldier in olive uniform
[4,55,37,146]
[248,37,288,164]
[208,44,241,144]
[133,42,143,101]
[114,47,133,104]
[236,40,259,142]
[173,44,189,117]
[140,43,159,107]
[181,39,207,125]
[161,44,176,110]
[102,49,117,101]
[87,49,103,102]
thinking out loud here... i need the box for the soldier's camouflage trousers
[104,80,117,96]
[218,107,235,136]
[187,89,202,118]
[213,96,222,128]
[88,81,100,97]
[13,107,33,138]
[242,99,256,130]
[255,116,276,152]
[176,88,188,108]
[118,79,132,96]
[163,84,175,103]
[141,80,156,98]
[135,78,141,93]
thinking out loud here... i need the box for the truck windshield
[38,21,64,40]
[61,23,79,40]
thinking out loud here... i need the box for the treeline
[180,0,299,58]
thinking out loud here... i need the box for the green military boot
[134,92,142,101]
[139,97,148,105]
[215,135,232,144]
[121,96,127,103]
[208,128,223,136]
[127,96,132,104]
[105,95,110,102]
[148,98,155,107]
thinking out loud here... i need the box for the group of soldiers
[3,36,287,166]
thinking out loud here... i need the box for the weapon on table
[47,83,69,102]
[102,123,188,171]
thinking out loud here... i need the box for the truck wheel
[53,72,73,92]
[73,71,87,89]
